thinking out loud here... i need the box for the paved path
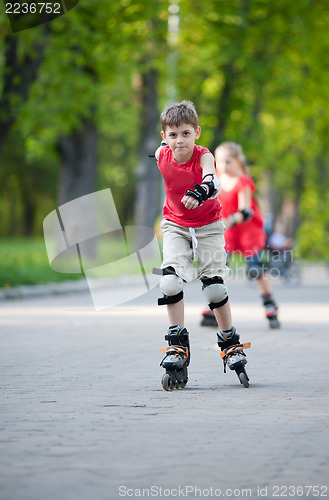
[1,268,329,500]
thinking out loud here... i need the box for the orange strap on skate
[220,342,251,359]
[160,345,189,358]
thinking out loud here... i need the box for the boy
[154,101,250,390]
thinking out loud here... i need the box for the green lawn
[0,236,163,288]
[0,237,83,288]
[0,237,250,289]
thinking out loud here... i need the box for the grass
[0,236,274,289]
[0,237,83,288]
[0,236,163,288]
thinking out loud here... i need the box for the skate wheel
[161,373,171,391]
[175,381,181,389]
[180,381,186,389]
[239,372,249,388]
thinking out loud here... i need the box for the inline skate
[200,309,217,327]
[217,327,251,388]
[262,293,280,329]
[160,325,190,391]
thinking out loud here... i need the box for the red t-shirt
[219,174,266,256]
[158,145,222,227]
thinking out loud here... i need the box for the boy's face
[161,123,201,163]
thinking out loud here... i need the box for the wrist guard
[185,174,221,205]
[240,208,254,222]
[201,173,220,199]
[185,184,208,205]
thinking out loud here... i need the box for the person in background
[201,141,280,329]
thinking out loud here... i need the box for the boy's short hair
[160,100,199,131]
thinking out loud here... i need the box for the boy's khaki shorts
[160,219,228,283]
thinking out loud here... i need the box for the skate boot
[160,325,190,391]
[217,327,251,388]
[262,293,280,329]
[200,309,217,327]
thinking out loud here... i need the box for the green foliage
[177,0,329,259]
[0,237,82,287]
[1,0,329,274]
[0,130,58,236]
[0,235,161,287]
[298,186,329,260]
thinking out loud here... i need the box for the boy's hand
[181,195,200,210]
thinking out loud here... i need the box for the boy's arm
[181,153,220,209]
[155,140,167,161]
[200,153,220,197]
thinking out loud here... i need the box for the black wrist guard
[201,174,215,197]
[200,180,215,197]
[185,184,208,205]
[240,208,254,222]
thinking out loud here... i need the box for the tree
[0,19,50,152]
[177,0,329,257]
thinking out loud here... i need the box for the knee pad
[158,267,184,306]
[201,276,228,310]
[160,274,183,296]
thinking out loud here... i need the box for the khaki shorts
[160,219,228,283]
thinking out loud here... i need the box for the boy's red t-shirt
[158,145,222,227]
[219,173,266,256]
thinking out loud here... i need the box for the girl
[201,141,280,329]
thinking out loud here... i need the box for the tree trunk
[22,192,36,236]
[58,119,98,205]
[134,67,161,229]
[210,62,237,152]
[0,30,48,153]
[57,118,98,258]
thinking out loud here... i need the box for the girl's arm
[238,186,252,211]
[224,186,253,228]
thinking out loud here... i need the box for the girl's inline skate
[217,327,251,388]
[160,325,190,391]
[262,293,280,329]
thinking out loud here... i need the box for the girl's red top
[219,173,266,256]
